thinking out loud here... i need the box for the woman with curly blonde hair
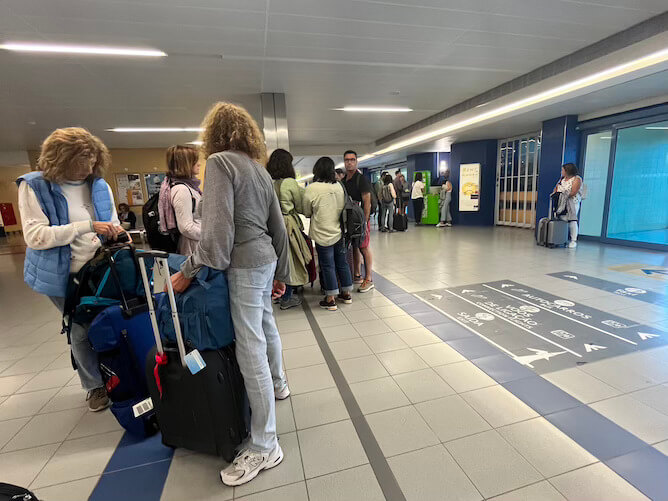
[170,102,290,486]
[17,127,125,412]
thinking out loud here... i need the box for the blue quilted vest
[16,171,113,297]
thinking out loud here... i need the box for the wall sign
[144,173,166,198]
[459,163,480,212]
[116,173,144,206]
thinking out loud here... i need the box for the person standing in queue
[411,172,426,226]
[343,150,374,293]
[169,102,290,487]
[17,127,125,412]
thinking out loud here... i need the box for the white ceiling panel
[0,0,663,150]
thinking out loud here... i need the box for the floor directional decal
[416,280,667,374]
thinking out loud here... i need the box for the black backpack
[340,182,367,244]
[356,174,378,215]
[0,483,40,501]
[142,181,195,252]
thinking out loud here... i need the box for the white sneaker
[220,444,284,486]
[567,241,577,248]
[436,222,446,227]
[275,383,291,400]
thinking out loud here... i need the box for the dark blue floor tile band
[89,432,175,501]
[373,271,668,501]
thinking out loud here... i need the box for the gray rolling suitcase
[537,197,568,248]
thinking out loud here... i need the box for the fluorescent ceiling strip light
[188,141,203,145]
[334,106,413,112]
[107,127,203,132]
[0,42,166,57]
[599,136,613,139]
[645,126,668,129]
[357,47,668,164]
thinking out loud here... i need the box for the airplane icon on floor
[514,348,567,368]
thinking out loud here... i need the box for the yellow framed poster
[459,163,480,212]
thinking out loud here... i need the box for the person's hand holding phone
[93,222,126,240]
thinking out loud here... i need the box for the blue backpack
[155,255,235,351]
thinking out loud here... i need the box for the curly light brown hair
[199,102,266,163]
[38,127,110,183]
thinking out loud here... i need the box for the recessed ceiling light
[334,106,413,113]
[107,127,203,132]
[599,136,612,139]
[645,126,668,130]
[0,42,166,57]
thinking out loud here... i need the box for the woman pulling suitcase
[169,102,291,487]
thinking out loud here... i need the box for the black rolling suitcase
[137,251,249,462]
[393,207,408,232]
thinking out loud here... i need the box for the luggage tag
[184,349,207,375]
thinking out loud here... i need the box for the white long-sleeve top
[170,184,201,256]
[18,181,119,273]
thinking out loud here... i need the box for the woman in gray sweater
[170,102,290,487]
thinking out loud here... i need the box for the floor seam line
[301,300,407,501]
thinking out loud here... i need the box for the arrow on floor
[564,275,579,280]
[584,343,606,352]
[461,289,475,294]
[638,332,660,341]
[430,294,443,300]
[501,283,514,288]
[642,269,668,276]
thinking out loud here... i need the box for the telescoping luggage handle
[136,250,187,368]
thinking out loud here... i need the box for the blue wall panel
[450,139,498,226]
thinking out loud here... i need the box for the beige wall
[0,165,32,232]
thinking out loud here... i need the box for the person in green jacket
[267,149,310,309]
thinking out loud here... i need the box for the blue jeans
[228,261,286,453]
[49,296,104,392]
[316,239,354,296]
[381,201,395,230]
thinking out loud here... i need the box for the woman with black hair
[553,163,583,248]
[266,148,309,309]
[411,172,426,226]
[303,157,353,311]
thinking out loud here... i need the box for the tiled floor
[1,226,667,500]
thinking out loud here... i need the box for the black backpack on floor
[0,483,40,501]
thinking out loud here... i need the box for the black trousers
[412,198,424,224]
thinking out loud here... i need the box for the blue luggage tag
[185,349,206,375]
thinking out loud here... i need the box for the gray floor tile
[654,440,668,455]
[366,406,439,457]
[15,368,74,394]
[630,384,668,415]
[67,408,123,440]
[394,368,455,403]
[488,481,567,501]
[283,345,325,370]
[0,444,60,486]
[579,359,655,393]
[31,430,123,488]
[276,398,296,434]
[0,417,29,449]
[590,394,668,444]
[306,464,385,501]
[344,309,380,323]
[285,364,335,395]
[279,330,317,350]
[543,368,622,404]
[374,305,408,319]
[434,361,497,393]
[416,395,491,443]
[321,325,360,343]
[377,349,429,375]
[236,482,308,501]
[291,388,348,430]
[364,332,409,353]
[388,445,482,501]
[606,446,668,501]
[277,318,312,334]
[462,385,538,428]
[350,376,410,414]
[0,388,59,421]
[0,374,36,397]
[161,452,233,501]
[3,408,87,451]
[413,343,466,367]
[353,319,394,337]
[297,420,368,479]
[233,432,304,497]
[338,355,389,383]
[387,316,422,332]
[445,430,543,499]
[315,313,350,328]
[0,345,41,363]
[39,385,87,414]
[394,327,442,347]
[33,476,100,501]
[497,418,597,477]
[550,463,650,501]
[328,338,373,360]
[0,354,60,377]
